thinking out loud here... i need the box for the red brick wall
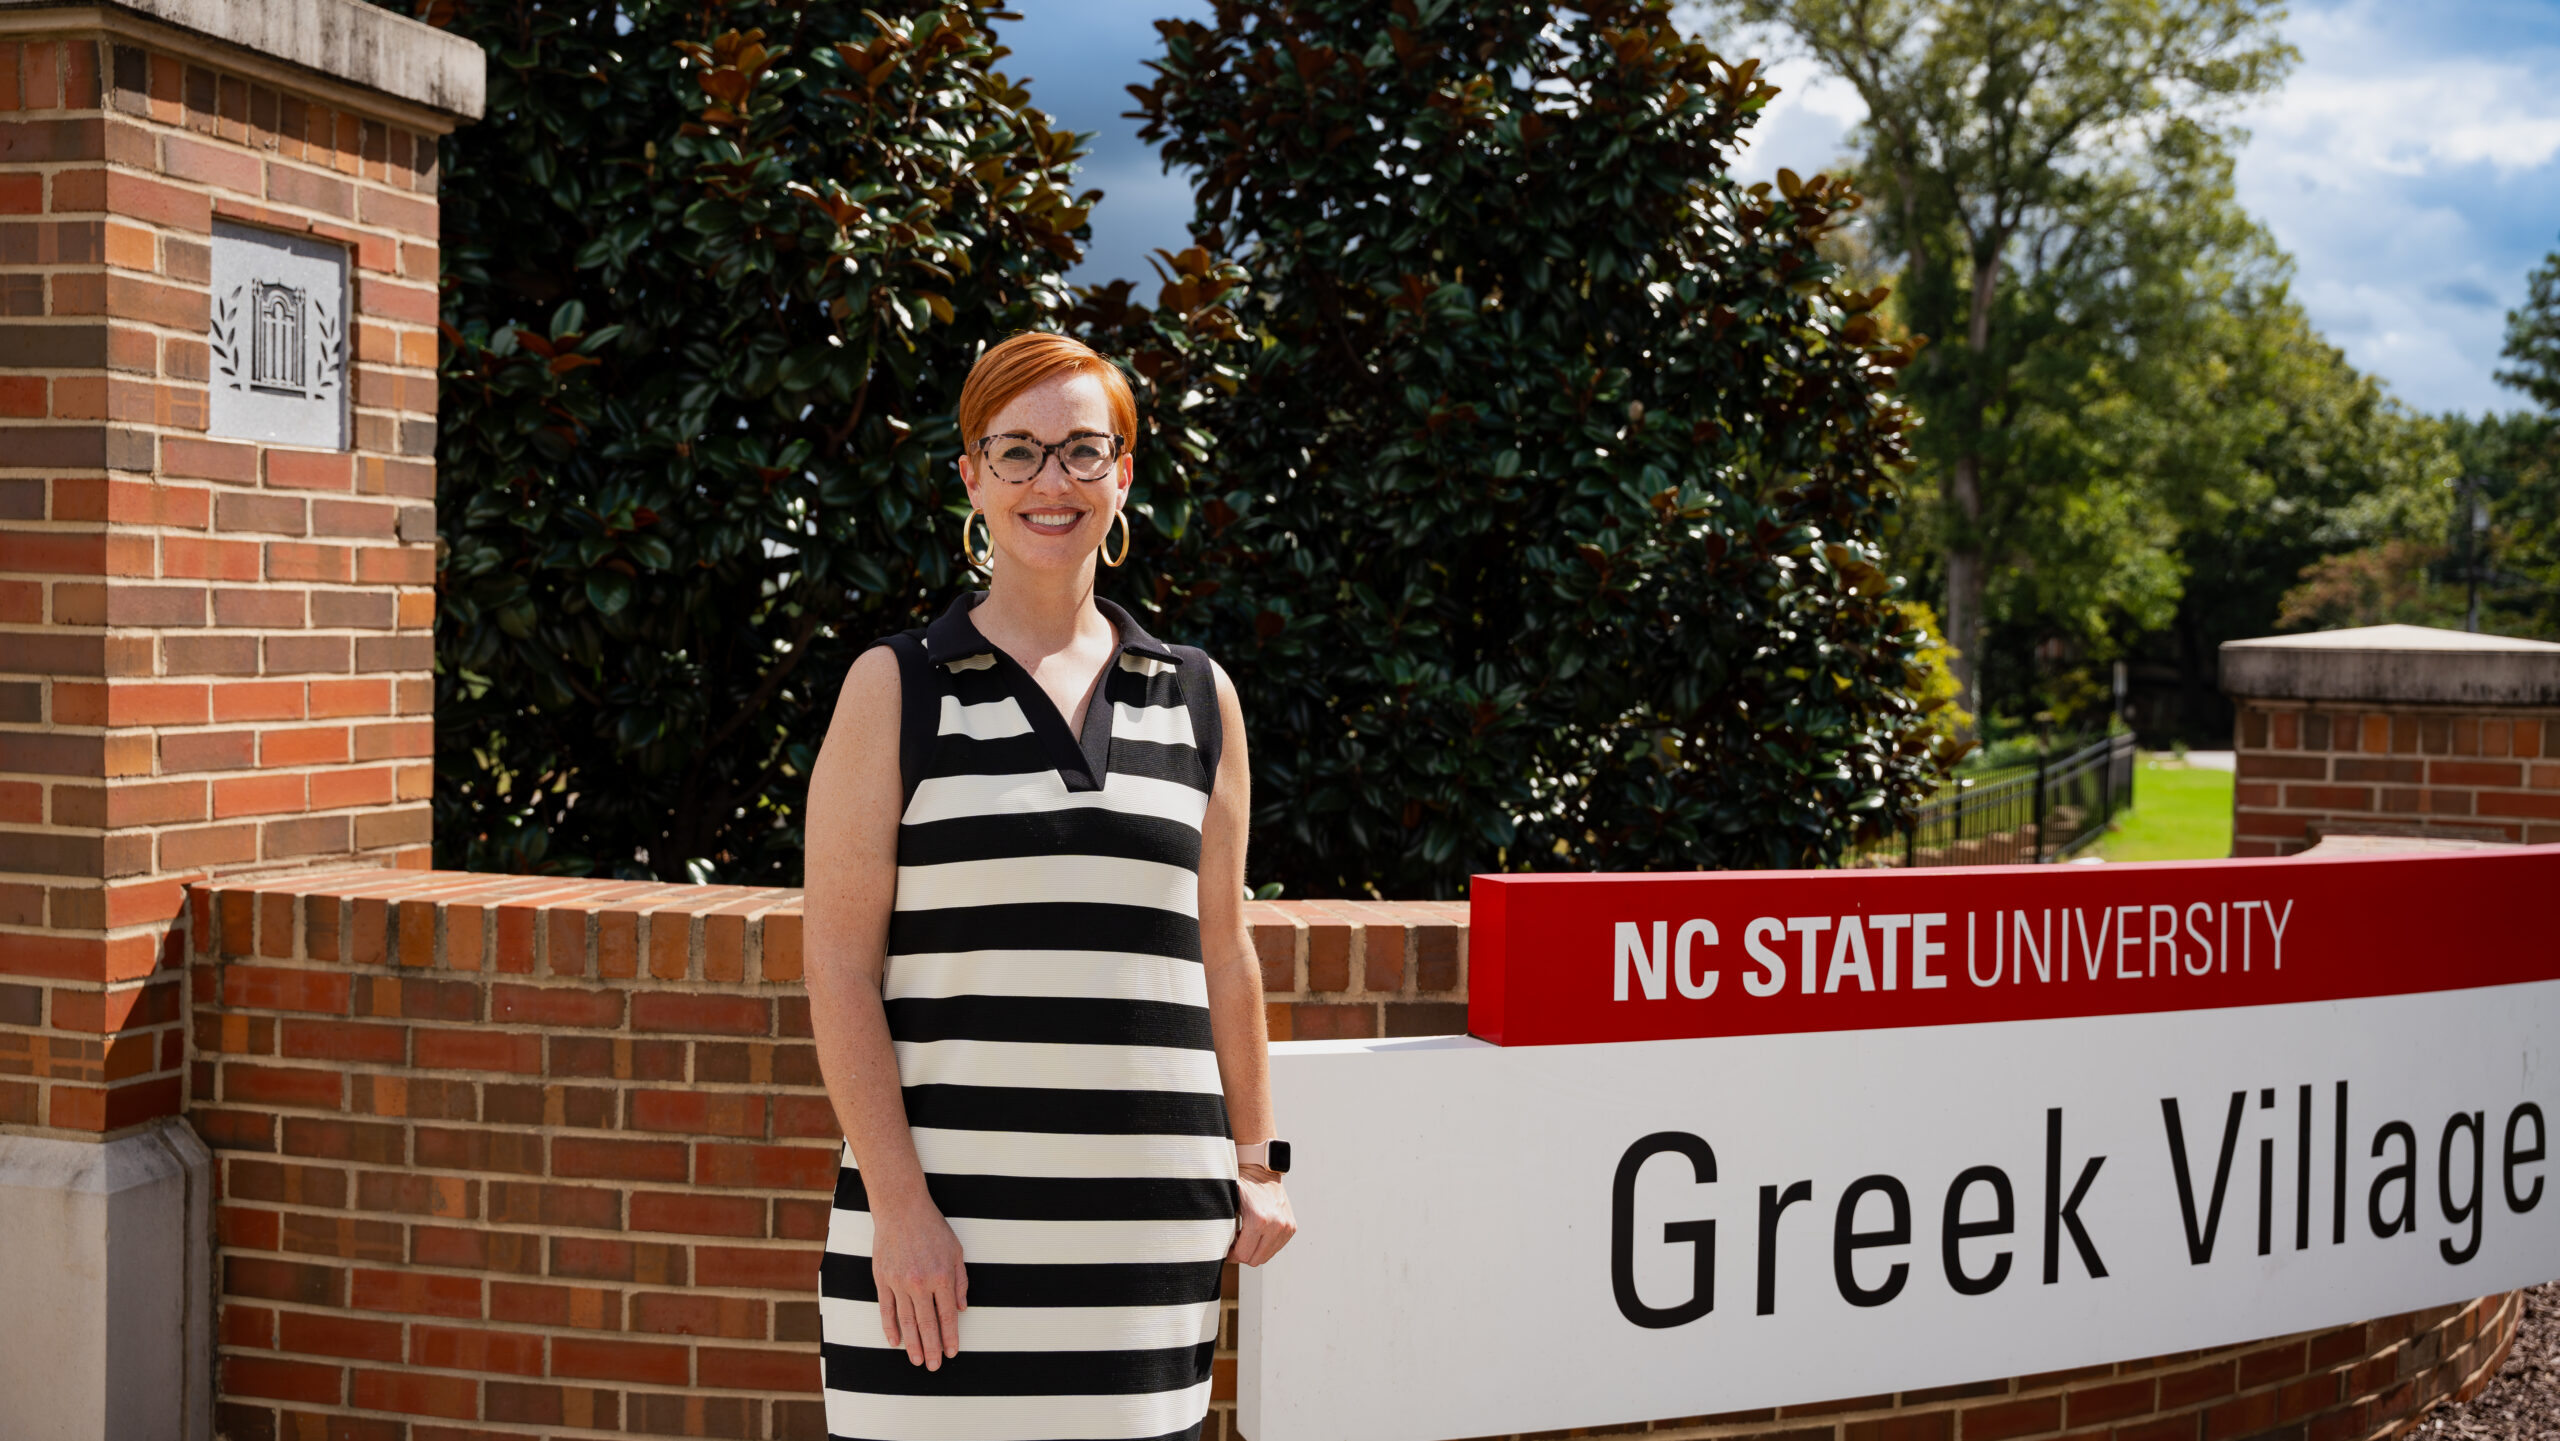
[2231,701,2560,857]
[189,870,2512,1441]
[0,31,445,1138]
[1646,1294,2515,1441]
[188,872,1466,1440]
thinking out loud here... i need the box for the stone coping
[2222,625,2560,707]
[0,0,486,118]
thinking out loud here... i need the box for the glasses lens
[1062,436,1116,478]
[988,439,1041,483]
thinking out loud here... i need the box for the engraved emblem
[208,221,349,449]
[251,280,307,394]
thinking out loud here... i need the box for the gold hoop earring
[1102,510,1131,568]
[963,510,993,572]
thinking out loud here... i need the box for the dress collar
[920,590,1178,666]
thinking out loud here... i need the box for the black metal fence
[1848,732,2138,868]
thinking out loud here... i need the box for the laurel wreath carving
[209,287,242,389]
[207,282,346,398]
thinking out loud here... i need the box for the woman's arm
[1197,660,1297,1266]
[804,644,967,1369]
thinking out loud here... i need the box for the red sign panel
[1466,846,2560,1046]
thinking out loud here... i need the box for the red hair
[957,332,1138,451]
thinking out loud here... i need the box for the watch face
[1267,1139,1292,1174]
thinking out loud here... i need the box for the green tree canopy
[2474,248,2560,637]
[1122,0,1945,893]
[430,2,1114,880]
[1729,0,2295,722]
[2503,239,2560,413]
[418,0,1945,890]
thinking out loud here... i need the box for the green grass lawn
[2096,753,2234,862]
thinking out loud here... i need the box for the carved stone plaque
[209,221,348,449]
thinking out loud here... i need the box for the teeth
[1025,512,1079,525]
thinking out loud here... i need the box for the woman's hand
[1231,1163,1297,1266]
[871,1200,968,1368]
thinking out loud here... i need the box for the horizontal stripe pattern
[823,1252,1227,1310]
[828,605,1229,1441]
[828,1211,1236,1269]
[824,1339,1216,1397]
[891,1039,1222,1094]
[902,772,1210,830]
[1111,702,1194,748]
[903,1131,1235,1180]
[893,811,1201,871]
[884,996,1213,1050]
[895,855,1201,919]
[834,1168,1237,1222]
[822,1378,1213,1441]
[820,1298,1220,1353]
[883,952,1211,1007]
[900,1086,1230,1138]
[939,694,1036,740]
[886,903,1201,967]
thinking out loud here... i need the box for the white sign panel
[208,220,348,450]
[1241,984,2560,1441]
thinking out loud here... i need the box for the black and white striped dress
[822,593,1237,1441]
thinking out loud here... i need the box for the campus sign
[1239,848,2560,1441]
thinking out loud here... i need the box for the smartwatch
[1237,1139,1292,1174]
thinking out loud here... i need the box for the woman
[801,331,1296,1441]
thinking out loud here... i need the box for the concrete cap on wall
[0,0,487,118]
[2221,623,2560,705]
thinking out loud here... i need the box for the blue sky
[999,0,2560,418]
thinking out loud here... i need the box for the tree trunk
[1941,244,2003,733]
[1944,462,1984,729]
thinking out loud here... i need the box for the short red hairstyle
[957,331,1138,451]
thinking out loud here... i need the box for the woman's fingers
[906,1284,946,1369]
[930,1277,963,1359]
[1233,1178,1297,1267]
[892,1288,927,1367]
[879,1290,901,1348]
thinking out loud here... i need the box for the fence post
[2117,735,2133,820]
[1904,823,1917,869]
[2032,749,2049,863]
[2098,745,2112,831]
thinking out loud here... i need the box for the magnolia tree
[423,0,1947,892]
[1113,0,1951,895]
[431,3,1125,879]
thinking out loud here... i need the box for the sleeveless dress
[821,593,1238,1441]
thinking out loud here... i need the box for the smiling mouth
[1019,510,1084,536]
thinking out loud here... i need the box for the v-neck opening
[926,592,1185,797]
[990,635,1119,795]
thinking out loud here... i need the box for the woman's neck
[973,559,1112,661]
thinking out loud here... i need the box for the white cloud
[1731,58,1867,184]
[2233,0,2560,414]
[2247,65,2560,179]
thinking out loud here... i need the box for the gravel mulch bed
[2417,1283,2560,1441]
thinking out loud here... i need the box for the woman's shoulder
[832,641,902,721]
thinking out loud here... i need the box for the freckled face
[958,372,1132,576]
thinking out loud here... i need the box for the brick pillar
[0,2,480,1435]
[2222,624,2560,857]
